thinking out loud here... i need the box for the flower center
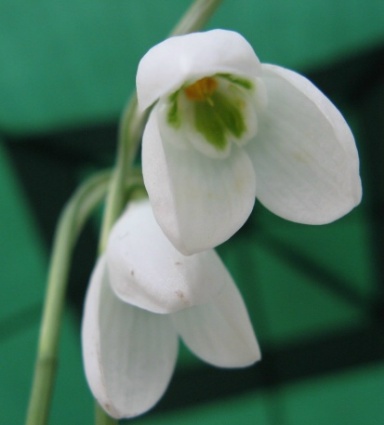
[184,77,218,101]
[167,74,256,158]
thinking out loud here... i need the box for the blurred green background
[1,0,383,424]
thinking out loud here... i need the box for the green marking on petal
[167,91,181,128]
[166,74,251,153]
[193,91,247,151]
[194,101,227,150]
[217,73,254,90]
[212,92,246,138]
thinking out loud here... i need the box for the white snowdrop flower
[82,200,260,418]
[137,29,362,255]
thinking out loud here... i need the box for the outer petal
[81,256,178,419]
[172,278,260,368]
[142,106,257,255]
[246,64,362,224]
[137,29,261,110]
[106,200,228,313]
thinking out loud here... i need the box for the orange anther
[184,77,218,101]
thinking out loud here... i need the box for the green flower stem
[171,0,224,36]
[99,97,147,253]
[95,404,119,425]
[25,171,111,425]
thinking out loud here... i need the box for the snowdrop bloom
[82,200,260,419]
[137,29,362,255]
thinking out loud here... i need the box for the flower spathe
[137,29,362,255]
[82,200,260,418]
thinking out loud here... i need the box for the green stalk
[25,171,111,425]
[99,97,147,253]
[25,0,225,421]
[95,404,119,425]
[171,0,224,36]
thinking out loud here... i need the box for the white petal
[246,64,362,224]
[106,200,228,313]
[81,256,178,419]
[172,278,260,368]
[137,29,261,111]
[142,107,257,254]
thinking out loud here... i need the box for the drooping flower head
[137,29,362,255]
[82,200,260,418]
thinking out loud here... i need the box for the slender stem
[95,404,119,425]
[171,0,224,36]
[25,171,111,425]
[99,98,147,253]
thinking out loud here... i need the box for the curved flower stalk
[137,29,362,255]
[82,200,260,419]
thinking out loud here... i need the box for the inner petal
[166,74,258,159]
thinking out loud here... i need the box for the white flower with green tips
[137,29,362,255]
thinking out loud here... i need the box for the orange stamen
[184,77,218,101]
